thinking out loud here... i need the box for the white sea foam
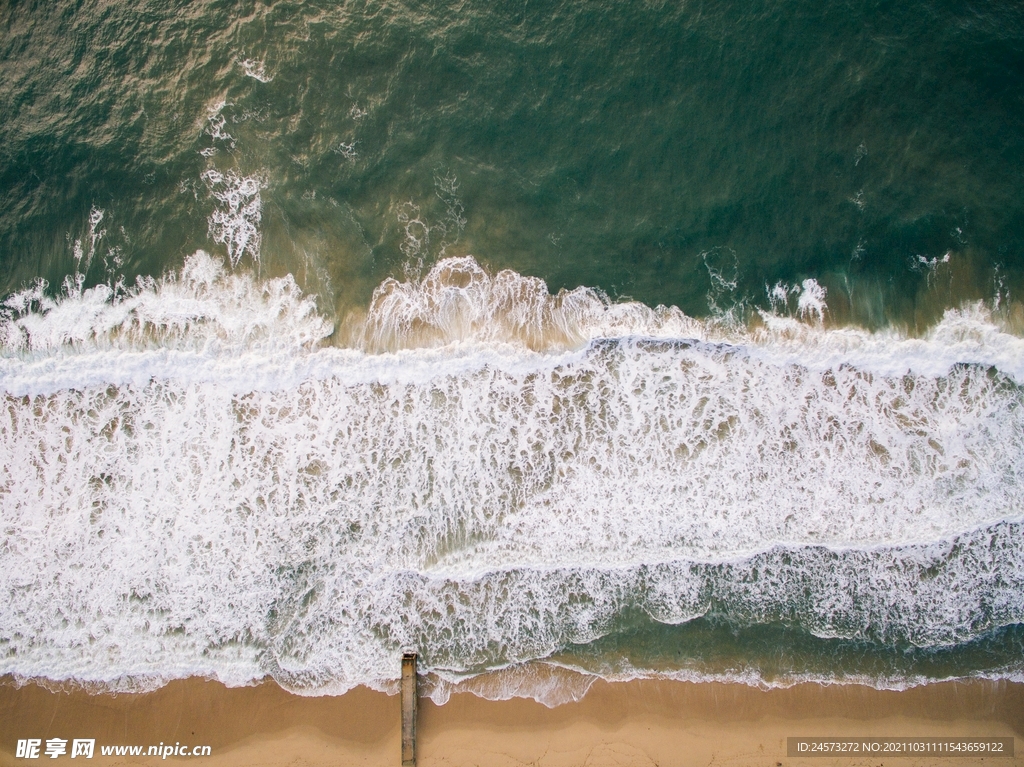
[203,101,235,149]
[424,663,598,707]
[71,207,106,276]
[0,251,329,357]
[239,58,273,83]
[201,171,265,267]
[419,659,1024,707]
[1,255,1023,698]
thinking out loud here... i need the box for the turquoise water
[1,0,1023,699]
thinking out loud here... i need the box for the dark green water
[3,0,1024,327]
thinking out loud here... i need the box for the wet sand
[1,675,1021,766]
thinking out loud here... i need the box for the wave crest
[358,256,704,352]
[0,251,331,355]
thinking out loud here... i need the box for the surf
[2,253,1022,699]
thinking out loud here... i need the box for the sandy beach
[1,675,1020,767]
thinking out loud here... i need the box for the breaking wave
[1,253,1023,700]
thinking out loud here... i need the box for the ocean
[1,0,1023,704]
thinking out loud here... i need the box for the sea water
[1,0,1023,704]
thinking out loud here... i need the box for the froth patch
[423,663,598,707]
[201,170,264,266]
[0,251,331,356]
[751,303,1024,383]
[239,58,273,83]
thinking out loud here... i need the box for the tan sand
[1,675,1020,767]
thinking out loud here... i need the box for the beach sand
[1,675,1020,766]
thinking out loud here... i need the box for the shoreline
[1,675,1021,766]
